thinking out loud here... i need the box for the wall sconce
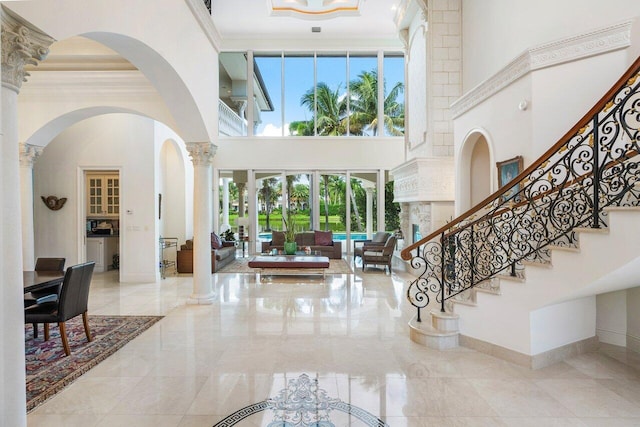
[41,195,67,211]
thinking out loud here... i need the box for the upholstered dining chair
[24,257,66,307]
[25,261,95,356]
[353,232,390,260]
[362,235,397,273]
[25,257,66,339]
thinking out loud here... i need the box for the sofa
[177,236,236,273]
[261,230,342,259]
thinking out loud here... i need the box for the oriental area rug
[221,258,353,274]
[25,315,163,412]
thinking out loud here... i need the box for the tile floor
[26,257,640,426]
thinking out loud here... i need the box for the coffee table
[248,255,330,280]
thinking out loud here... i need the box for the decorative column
[236,182,246,217]
[377,169,385,234]
[1,7,54,426]
[19,142,43,270]
[186,141,216,304]
[365,187,374,239]
[221,177,230,231]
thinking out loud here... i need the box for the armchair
[362,235,397,273]
[353,232,390,260]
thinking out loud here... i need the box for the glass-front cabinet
[86,172,119,218]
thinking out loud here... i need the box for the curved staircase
[404,56,640,367]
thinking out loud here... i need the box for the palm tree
[300,82,347,136]
[321,174,330,230]
[349,70,404,136]
[258,178,279,231]
[291,183,309,210]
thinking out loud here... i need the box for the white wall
[530,50,630,158]
[406,12,428,157]
[454,74,533,187]
[530,296,596,355]
[213,137,404,171]
[596,290,628,346]
[628,287,640,352]
[34,114,160,282]
[461,0,640,90]
[156,124,193,245]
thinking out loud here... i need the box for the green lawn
[226,213,344,232]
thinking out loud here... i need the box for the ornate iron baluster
[404,59,640,321]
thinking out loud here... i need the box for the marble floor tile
[25,264,640,426]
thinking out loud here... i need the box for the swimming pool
[258,232,368,241]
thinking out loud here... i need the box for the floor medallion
[214,373,389,427]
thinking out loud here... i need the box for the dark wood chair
[362,235,397,273]
[25,257,66,338]
[25,262,95,356]
[353,232,390,260]
[24,257,66,307]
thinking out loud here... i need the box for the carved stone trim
[186,141,217,166]
[19,142,43,168]
[392,157,455,202]
[451,20,633,118]
[1,6,55,92]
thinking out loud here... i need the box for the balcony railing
[219,100,247,137]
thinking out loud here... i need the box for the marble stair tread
[548,244,580,252]
[409,319,459,337]
[521,259,553,268]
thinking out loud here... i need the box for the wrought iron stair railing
[401,55,640,322]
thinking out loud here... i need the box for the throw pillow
[211,232,223,249]
[314,230,333,246]
[272,231,285,246]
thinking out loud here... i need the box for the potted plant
[283,209,297,255]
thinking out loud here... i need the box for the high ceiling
[211,0,403,44]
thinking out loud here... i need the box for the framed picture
[497,156,523,201]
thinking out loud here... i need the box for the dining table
[23,270,65,294]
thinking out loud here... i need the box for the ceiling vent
[311,26,321,33]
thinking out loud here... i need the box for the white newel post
[186,141,217,304]
[19,143,43,270]
[1,7,54,426]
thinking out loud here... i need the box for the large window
[222,50,404,138]
[254,54,282,136]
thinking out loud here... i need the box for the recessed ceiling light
[311,26,321,33]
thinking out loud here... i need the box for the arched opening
[470,136,491,207]
[457,130,493,215]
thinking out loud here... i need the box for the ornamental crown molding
[268,0,362,20]
[184,0,222,53]
[1,5,55,92]
[186,141,217,166]
[451,19,633,119]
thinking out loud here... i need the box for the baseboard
[597,327,627,346]
[628,333,640,353]
[459,334,600,370]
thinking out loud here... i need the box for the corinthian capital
[1,6,55,92]
[186,141,217,166]
[19,142,43,168]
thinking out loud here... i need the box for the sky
[255,54,405,136]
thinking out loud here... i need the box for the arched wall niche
[456,129,494,215]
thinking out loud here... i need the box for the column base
[187,293,216,305]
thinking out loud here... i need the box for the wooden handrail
[442,147,640,239]
[401,54,640,261]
